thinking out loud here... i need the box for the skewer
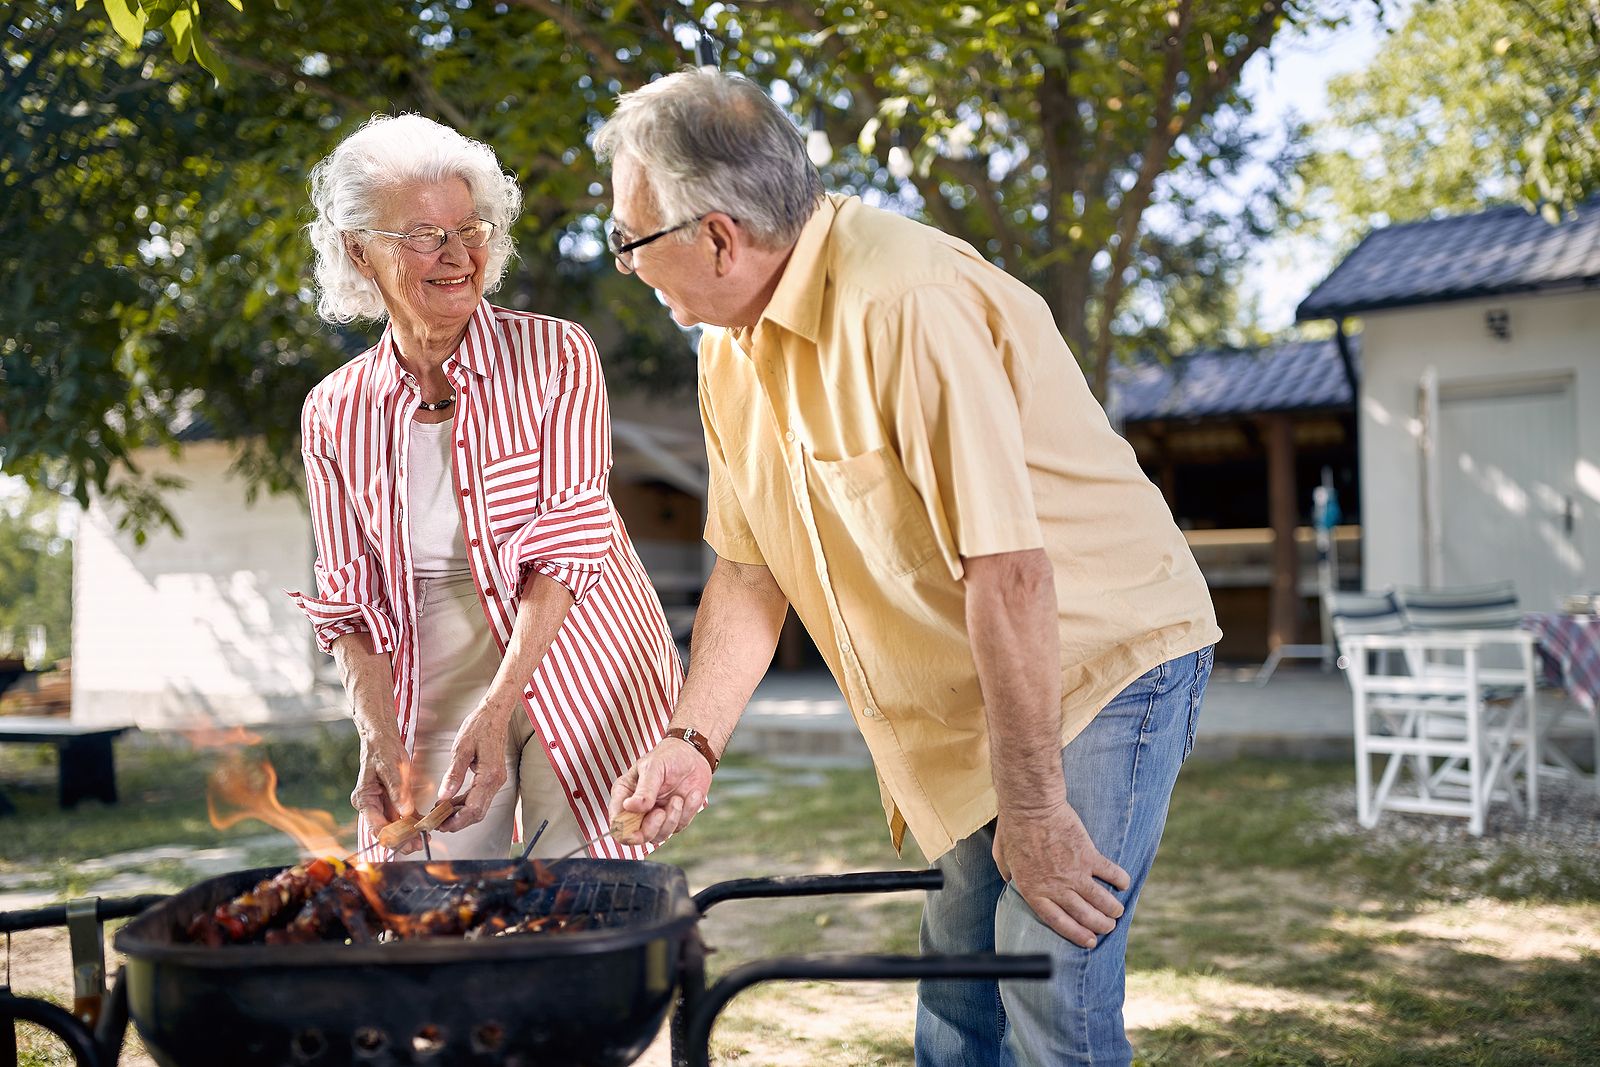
[519,818,551,862]
[548,810,646,862]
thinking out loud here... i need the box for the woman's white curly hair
[307,114,522,324]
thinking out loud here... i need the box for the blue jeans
[915,647,1213,1067]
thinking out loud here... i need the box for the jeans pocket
[1181,646,1214,761]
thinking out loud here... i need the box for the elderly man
[599,70,1220,1067]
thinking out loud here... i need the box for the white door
[1433,373,1582,612]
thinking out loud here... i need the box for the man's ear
[344,233,376,278]
[704,213,739,276]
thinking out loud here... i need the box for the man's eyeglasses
[606,215,706,263]
[364,219,496,254]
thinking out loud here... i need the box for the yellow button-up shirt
[699,195,1221,859]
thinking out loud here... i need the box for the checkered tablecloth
[1523,612,1600,711]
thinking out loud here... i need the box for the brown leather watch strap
[666,726,720,773]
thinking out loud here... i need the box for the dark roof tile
[1297,201,1600,320]
[1110,339,1356,423]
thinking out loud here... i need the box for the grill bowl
[113,859,699,1067]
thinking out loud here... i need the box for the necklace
[417,391,455,412]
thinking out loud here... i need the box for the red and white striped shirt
[289,301,683,858]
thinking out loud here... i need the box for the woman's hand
[433,695,515,834]
[608,738,714,847]
[351,714,415,849]
[333,632,416,850]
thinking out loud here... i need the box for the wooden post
[1264,413,1299,651]
[1148,421,1178,513]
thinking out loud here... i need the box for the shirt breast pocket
[480,447,542,540]
[806,446,939,577]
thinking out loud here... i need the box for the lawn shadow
[1135,949,1600,1066]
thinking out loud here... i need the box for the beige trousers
[407,573,584,861]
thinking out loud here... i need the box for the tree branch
[210,45,370,112]
[502,0,631,81]
[410,70,471,130]
[774,1,1024,262]
[1,16,76,119]
[932,155,1025,262]
[1089,0,1287,396]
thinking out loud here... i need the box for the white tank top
[407,417,471,578]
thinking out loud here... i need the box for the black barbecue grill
[2,859,1050,1067]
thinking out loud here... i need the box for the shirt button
[573,789,584,800]
[784,431,796,442]
[457,439,465,448]
[548,739,559,750]
[461,488,471,497]
[840,640,852,654]
[470,537,480,547]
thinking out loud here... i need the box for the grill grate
[377,865,664,930]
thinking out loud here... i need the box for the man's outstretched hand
[607,739,713,846]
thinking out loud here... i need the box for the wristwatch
[666,726,720,773]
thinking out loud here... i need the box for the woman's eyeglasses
[364,219,496,253]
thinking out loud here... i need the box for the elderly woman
[290,113,683,860]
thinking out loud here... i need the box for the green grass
[0,724,359,894]
[1157,758,1600,904]
[3,739,1598,1066]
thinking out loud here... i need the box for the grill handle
[0,895,168,935]
[692,868,941,913]
[683,952,1051,1067]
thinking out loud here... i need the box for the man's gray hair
[594,69,823,249]
[307,114,522,324]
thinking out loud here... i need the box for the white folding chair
[1332,590,1538,836]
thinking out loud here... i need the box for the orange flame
[345,862,434,939]
[206,748,348,858]
[424,861,465,882]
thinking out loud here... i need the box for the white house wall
[1358,289,1600,599]
[72,441,330,728]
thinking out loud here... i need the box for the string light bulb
[806,103,833,167]
[694,24,719,70]
[887,126,913,181]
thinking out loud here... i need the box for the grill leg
[670,930,707,1067]
[684,953,1051,1067]
[3,990,15,1067]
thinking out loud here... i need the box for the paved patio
[731,661,1359,766]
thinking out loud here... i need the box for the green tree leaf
[97,0,145,44]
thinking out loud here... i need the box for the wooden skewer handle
[375,814,422,850]
[609,808,646,843]
[372,796,466,850]
[416,795,467,834]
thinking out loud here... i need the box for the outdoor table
[0,717,132,814]
[1521,611,1600,787]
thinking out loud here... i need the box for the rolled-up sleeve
[495,323,615,604]
[288,395,399,655]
